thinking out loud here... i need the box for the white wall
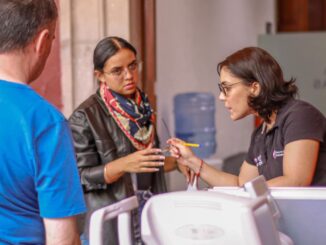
[156,0,276,190]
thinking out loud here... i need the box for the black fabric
[222,152,247,176]
[69,93,167,245]
[246,99,326,186]
[133,189,153,245]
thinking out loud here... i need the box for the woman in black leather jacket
[69,37,176,245]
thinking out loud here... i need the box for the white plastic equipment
[213,184,326,245]
[141,190,282,245]
[89,196,138,245]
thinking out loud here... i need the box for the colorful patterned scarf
[99,82,155,150]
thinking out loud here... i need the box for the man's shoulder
[22,90,66,124]
[1,81,64,122]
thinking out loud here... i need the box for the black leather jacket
[69,92,167,244]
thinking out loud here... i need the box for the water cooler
[174,92,216,159]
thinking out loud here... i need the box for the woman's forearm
[187,157,239,187]
[104,159,126,184]
[199,161,239,186]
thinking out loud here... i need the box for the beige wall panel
[106,0,130,39]
[60,0,131,117]
[71,0,104,108]
[59,0,74,116]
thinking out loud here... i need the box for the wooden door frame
[130,0,157,111]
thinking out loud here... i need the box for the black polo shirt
[246,99,326,186]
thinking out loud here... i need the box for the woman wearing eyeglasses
[168,47,326,188]
[69,37,183,245]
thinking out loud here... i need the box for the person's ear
[94,70,106,83]
[250,81,261,97]
[34,29,50,56]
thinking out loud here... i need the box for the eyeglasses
[103,60,140,79]
[218,82,242,96]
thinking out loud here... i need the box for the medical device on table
[212,176,326,245]
[141,188,285,245]
[90,175,325,244]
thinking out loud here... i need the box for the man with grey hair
[0,1,86,244]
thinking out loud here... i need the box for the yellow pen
[182,142,200,148]
[161,142,200,153]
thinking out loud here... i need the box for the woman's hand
[104,145,165,184]
[163,155,194,184]
[121,146,165,173]
[167,138,196,163]
[177,163,195,184]
[167,137,202,174]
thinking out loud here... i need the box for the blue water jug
[174,92,216,158]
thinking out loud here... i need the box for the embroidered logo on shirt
[254,155,264,167]
[272,150,284,159]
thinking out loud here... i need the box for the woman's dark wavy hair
[217,47,298,123]
[93,36,137,71]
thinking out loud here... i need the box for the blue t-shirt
[0,80,86,244]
